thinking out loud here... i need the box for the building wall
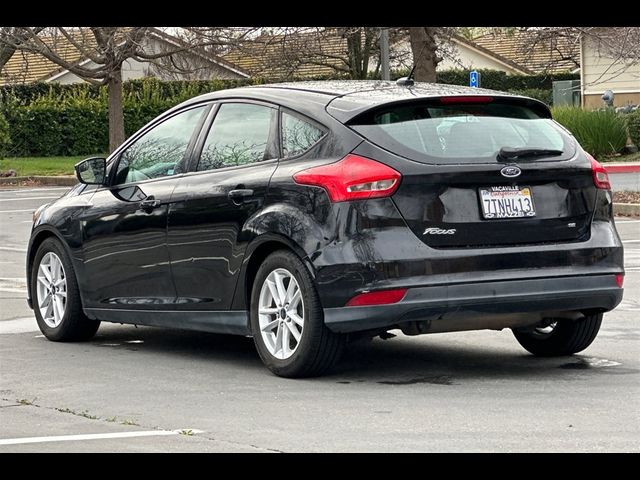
[53,58,147,84]
[581,33,640,108]
[584,92,640,109]
[387,39,523,75]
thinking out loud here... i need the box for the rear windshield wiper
[498,147,564,161]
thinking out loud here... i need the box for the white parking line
[0,187,68,193]
[0,246,27,252]
[623,239,640,243]
[0,318,38,334]
[0,209,34,213]
[0,429,203,446]
[0,196,60,202]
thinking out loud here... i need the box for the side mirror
[75,157,107,185]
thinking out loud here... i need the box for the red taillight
[439,96,494,104]
[293,154,401,202]
[346,288,408,307]
[588,153,611,190]
[615,273,624,288]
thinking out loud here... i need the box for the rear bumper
[323,274,623,333]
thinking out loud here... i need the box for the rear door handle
[139,197,161,211]
[228,189,254,204]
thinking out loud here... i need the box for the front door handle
[139,196,161,211]
[228,189,254,204]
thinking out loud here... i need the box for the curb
[605,164,640,174]
[613,203,640,216]
[0,175,76,186]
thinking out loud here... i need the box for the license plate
[480,186,536,219]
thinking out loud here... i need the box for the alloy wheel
[258,268,304,360]
[36,252,67,328]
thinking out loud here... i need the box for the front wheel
[250,250,344,378]
[512,313,603,356]
[31,238,100,342]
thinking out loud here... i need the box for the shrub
[0,111,10,158]
[551,107,628,159]
[625,110,640,148]
[507,88,553,106]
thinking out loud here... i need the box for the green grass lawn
[0,155,104,177]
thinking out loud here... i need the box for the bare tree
[0,27,45,69]
[406,27,460,82]
[0,27,249,152]
[228,27,381,80]
[506,27,640,82]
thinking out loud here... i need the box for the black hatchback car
[27,80,624,377]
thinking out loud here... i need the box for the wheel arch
[231,233,314,313]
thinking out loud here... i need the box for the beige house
[580,31,640,108]
[437,36,532,74]
[390,32,580,76]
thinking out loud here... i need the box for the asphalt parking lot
[1,186,638,452]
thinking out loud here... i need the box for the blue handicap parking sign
[470,70,480,88]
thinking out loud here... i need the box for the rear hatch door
[344,95,596,248]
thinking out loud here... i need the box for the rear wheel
[250,250,344,378]
[512,314,602,356]
[31,238,100,342]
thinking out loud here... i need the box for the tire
[513,314,603,357]
[31,237,100,342]
[250,250,345,378]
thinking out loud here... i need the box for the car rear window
[348,99,575,164]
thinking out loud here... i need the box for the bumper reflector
[615,274,624,288]
[346,288,408,307]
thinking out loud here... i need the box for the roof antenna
[396,38,428,87]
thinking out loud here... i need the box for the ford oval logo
[500,165,521,178]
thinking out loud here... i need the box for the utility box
[553,80,581,107]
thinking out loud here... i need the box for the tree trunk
[107,68,125,153]
[0,45,16,69]
[408,27,441,82]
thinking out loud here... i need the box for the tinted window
[115,106,206,184]
[350,101,574,164]
[281,112,324,157]
[198,103,275,171]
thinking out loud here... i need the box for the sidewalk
[0,175,76,186]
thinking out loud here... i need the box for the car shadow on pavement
[87,324,631,382]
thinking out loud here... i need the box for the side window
[198,103,275,171]
[114,106,206,185]
[281,112,324,158]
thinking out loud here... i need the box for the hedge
[1,98,166,157]
[1,70,578,106]
[0,72,578,157]
[0,111,10,158]
[434,69,579,91]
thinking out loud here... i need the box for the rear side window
[349,100,575,164]
[198,103,276,171]
[281,112,324,158]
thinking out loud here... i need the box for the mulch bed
[613,191,640,204]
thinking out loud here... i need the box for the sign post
[470,70,481,88]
